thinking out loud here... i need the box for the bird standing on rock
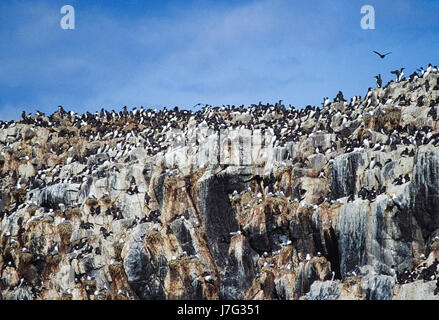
[375,74,382,88]
[391,68,405,82]
[335,91,346,102]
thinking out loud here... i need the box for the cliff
[1,67,439,300]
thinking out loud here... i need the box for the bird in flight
[373,51,392,59]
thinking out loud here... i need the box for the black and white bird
[391,68,405,82]
[423,63,433,78]
[375,74,383,88]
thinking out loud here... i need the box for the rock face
[1,68,439,300]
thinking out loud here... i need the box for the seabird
[335,91,346,102]
[424,63,432,78]
[263,262,274,268]
[375,74,382,88]
[391,68,405,82]
[373,51,392,59]
[58,203,66,212]
[51,245,59,256]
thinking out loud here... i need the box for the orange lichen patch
[275,166,292,183]
[144,231,163,249]
[429,241,439,257]
[261,198,297,227]
[108,263,129,296]
[59,207,73,220]
[10,189,27,206]
[42,215,55,224]
[108,263,124,278]
[161,178,189,223]
[61,293,73,300]
[243,275,264,300]
[341,277,362,299]
[27,219,42,229]
[276,271,298,299]
[19,252,33,266]
[201,281,219,300]
[43,254,62,278]
[57,222,73,248]
[259,271,277,300]
[113,242,125,261]
[309,256,331,281]
[278,245,293,267]
[85,198,99,207]
[115,292,130,300]
[91,291,109,300]
[26,205,39,216]
[375,108,401,132]
[45,254,62,268]
[166,257,204,299]
[100,195,112,205]
[245,205,268,233]
[362,114,375,131]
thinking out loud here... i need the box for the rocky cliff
[1,67,439,300]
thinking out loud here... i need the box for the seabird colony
[3,64,437,195]
[0,63,438,299]
[1,63,439,218]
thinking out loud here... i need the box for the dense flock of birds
[396,256,439,288]
[0,65,436,204]
[1,64,439,298]
[0,64,438,218]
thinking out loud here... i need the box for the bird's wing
[373,51,382,56]
[390,70,398,75]
[384,52,392,56]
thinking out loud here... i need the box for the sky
[1,0,439,120]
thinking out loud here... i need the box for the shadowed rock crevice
[323,226,341,280]
[196,173,240,270]
[410,148,439,239]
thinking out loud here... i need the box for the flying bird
[373,51,392,59]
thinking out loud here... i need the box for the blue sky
[1,0,438,120]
